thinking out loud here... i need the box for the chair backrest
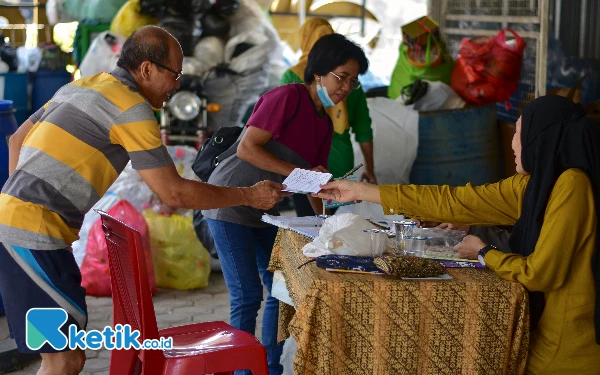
[96,209,160,343]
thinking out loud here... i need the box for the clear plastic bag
[302,214,389,257]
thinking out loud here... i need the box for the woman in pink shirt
[202,34,369,374]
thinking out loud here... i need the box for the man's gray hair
[116,26,172,72]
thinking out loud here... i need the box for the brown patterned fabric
[269,229,530,375]
[373,255,447,278]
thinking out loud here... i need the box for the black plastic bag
[158,16,195,56]
[192,0,213,14]
[214,0,240,16]
[165,0,194,17]
[200,8,230,37]
[0,38,19,71]
[139,0,166,17]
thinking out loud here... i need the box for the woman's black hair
[304,33,369,84]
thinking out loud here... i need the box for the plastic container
[403,236,427,257]
[0,100,19,188]
[0,72,28,125]
[31,70,71,113]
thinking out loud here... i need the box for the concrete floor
[0,271,263,375]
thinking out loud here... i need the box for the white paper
[261,214,321,239]
[282,168,332,194]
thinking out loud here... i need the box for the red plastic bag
[81,200,157,296]
[450,29,526,105]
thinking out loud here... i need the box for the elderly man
[0,26,287,374]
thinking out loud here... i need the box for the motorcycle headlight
[169,91,201,121]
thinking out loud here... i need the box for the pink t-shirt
[246,83,332,168]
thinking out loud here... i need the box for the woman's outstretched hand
[313,180,362,202]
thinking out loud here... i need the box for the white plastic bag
[356,97,419,185]
[72,192,120,266]
[166,145,198,180]
[280,336,298,375]
[204,66,269,131]
[302,214,387,257]
[79,31,126,77]
[46,0,75,25]
[16,47,42,73]
[108,163,155,213]
[193,36,225,67]
[227,0,275,39]
[413,81,466,112]
[182,57,210,76]
[225,30,272,73]
[337,98,419,221]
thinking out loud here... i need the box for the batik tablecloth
[269,229,529,375]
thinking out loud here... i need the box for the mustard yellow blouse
[379,169,600,374]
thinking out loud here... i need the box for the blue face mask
[316,79,335,108]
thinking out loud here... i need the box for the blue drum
[0,99,18,190]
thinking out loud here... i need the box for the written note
[282,168,332,194]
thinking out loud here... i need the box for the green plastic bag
[63,0,128,23]
[143,210,211,290]
[388,34,455,100]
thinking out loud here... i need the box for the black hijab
[508,95,600,343]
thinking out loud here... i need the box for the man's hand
[245,180,291,210]
[313,180,362,202]
[454,235,487,260]
[360,169,377,184]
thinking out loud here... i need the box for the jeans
[206,219,283,375]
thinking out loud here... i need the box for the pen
[339,163,363,180]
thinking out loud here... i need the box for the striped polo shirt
[0,67,172,250]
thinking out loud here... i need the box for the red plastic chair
[96,209,269,375]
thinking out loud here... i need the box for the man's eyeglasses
[329,72,361,90]
[150,60,182,81]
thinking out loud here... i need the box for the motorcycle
[159,72,222,149]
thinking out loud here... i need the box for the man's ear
[138,61,153,80]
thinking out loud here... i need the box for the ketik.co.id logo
[26,308,69,350]
[26,308,172,351]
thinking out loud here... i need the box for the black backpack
[192,126,243,182]
[191,84,302,183]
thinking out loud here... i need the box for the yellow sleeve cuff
[379,185,401,215]
[483,249,506,270]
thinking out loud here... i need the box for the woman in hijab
[281,18,376,216]
[315,95,600,374]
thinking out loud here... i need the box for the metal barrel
[409,103,501,186]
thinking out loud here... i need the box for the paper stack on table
[282,168,332,194]
[261,214,321,239]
